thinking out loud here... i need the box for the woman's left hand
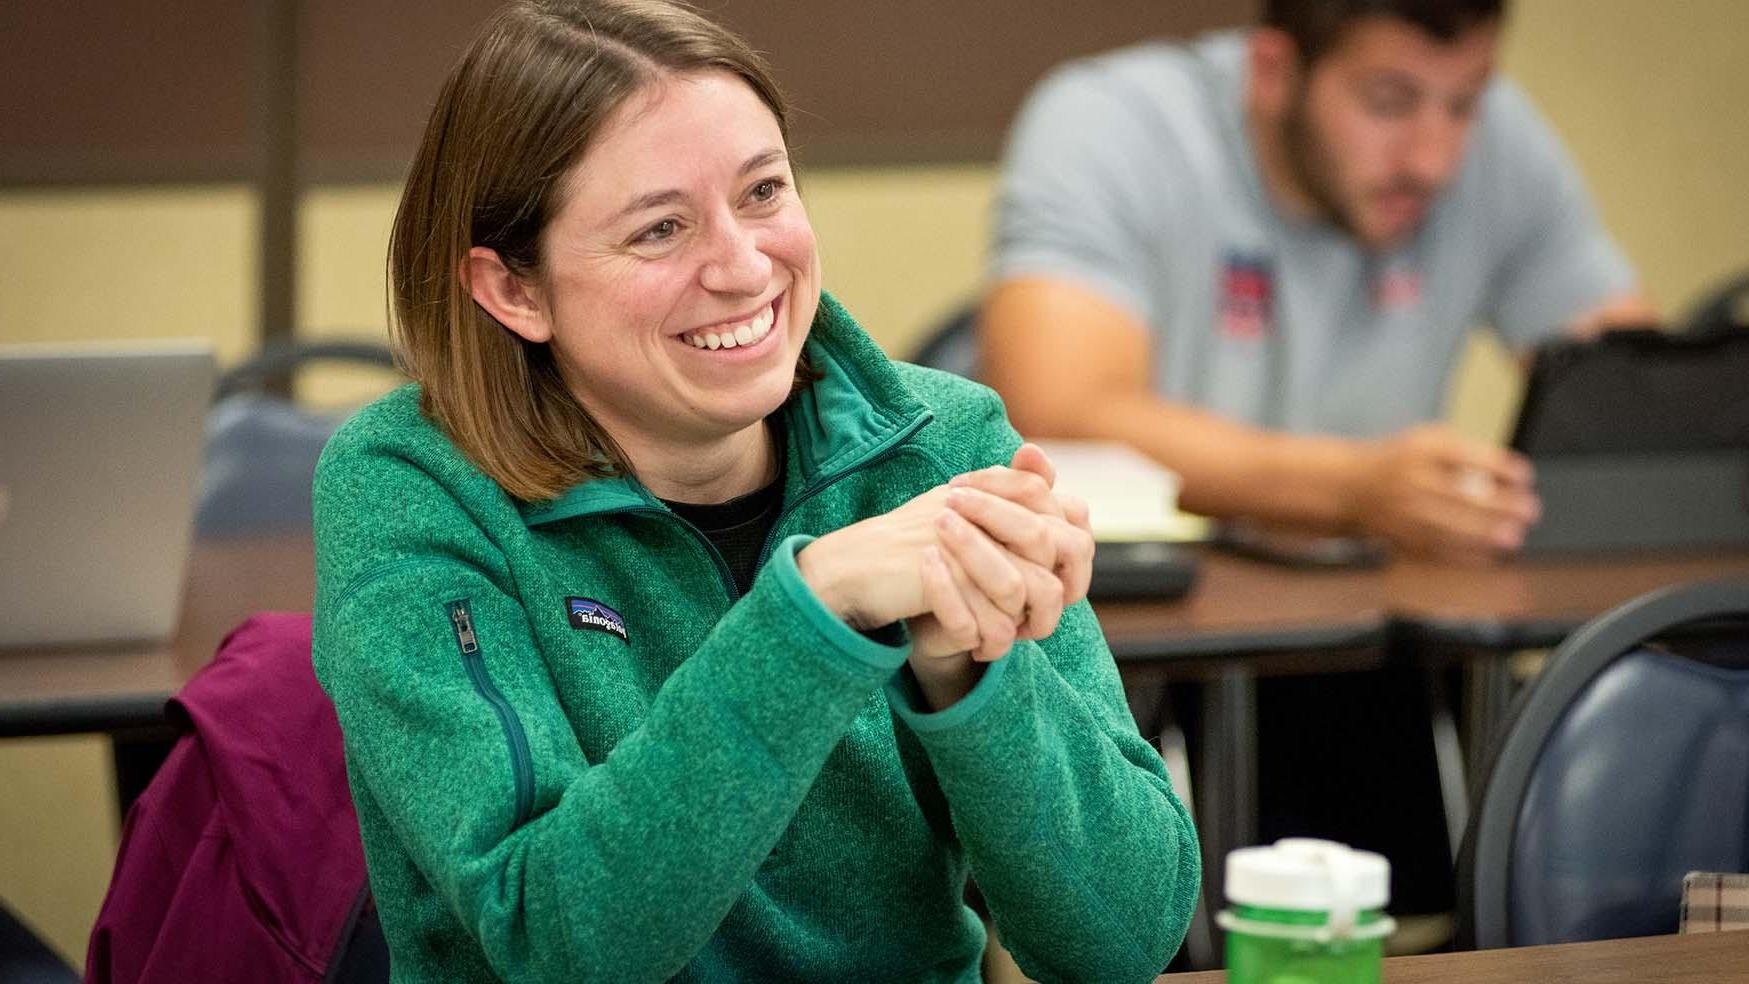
[946,443,1095,611]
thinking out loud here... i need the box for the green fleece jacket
[311,293,1199,983]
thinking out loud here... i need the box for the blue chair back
[1464,580,1749,948]
[1510,647,1749,942]
[195,342,399,537]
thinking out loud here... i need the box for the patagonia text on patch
[566,597,628,642]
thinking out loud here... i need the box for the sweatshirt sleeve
[886,386,1201,983]
[314,449,908,982]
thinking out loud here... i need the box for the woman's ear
[462,247,551,344]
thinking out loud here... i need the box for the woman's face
[528,70,820,454]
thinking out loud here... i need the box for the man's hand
[1350,424,1541,563]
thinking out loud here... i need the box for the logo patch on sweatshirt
[566,597,628,642]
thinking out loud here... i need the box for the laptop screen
[0,344,215,647]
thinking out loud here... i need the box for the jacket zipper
[753,411,934,572]
[616,411,933,605]
[619,507,740,602]
[447,599,536,827]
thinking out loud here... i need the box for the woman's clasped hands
[796,443,1095,707]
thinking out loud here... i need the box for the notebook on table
[0,343,216,647]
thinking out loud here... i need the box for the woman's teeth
[681,303,774,350]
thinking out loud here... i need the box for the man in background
[983,0,1653,563]
[982,0,1655,922]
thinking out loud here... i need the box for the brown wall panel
[0,0,254,182]
[299,0,502,176]
[711,0,1255,163]
[3,0,1255,184]
[302,0,1254,174]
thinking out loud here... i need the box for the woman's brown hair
[390,0,795,502]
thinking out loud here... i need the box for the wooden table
[5,536,1744,877]
[1160,930,1749,982]
[1098,546,1749,660]
[1099,552,1386,663]
[9,537,1745,737]
[1388,549,1749,651]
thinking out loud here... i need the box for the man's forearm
[981,277,1373,532]
[1040,390,1369,531]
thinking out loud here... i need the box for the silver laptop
[0,343,215,647]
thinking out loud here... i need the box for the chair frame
[213,339,397,401]
[1464,578,1749,948]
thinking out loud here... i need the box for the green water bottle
[1218,838,1397,984]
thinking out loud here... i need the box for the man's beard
[1281,89,1361,238]
[1280,89,1435,248]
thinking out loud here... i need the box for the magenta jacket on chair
[85,612,374,983]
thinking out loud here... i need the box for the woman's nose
[698,220,772,295]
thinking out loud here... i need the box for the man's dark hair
[1263,0,1506,64]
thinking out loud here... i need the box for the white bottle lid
[1225,839,1390,936]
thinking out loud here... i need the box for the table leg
[1462,657,1513,782]
[1198,667,1257,937]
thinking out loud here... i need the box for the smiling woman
[462,70,818,502]
[312,2,1199,981]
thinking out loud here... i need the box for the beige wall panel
[1502,0,1749,317]
[296,187,402,407]
[0,188,257,360]
[0,737,120,967]
[1447,331,1524,443]
[802,164,997,358]
[298,186,398,339]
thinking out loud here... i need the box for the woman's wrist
[795,534,864,627]
[908,656,983,711]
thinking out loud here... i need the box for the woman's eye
[638,218,679,243]
[749,178,784,204]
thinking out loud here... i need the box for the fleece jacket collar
[518,291,932,527]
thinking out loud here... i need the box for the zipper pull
[448,601,480,655]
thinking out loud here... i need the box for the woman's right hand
[794,480,1052,712]
[795,484,1009,633]
[795,464,1077,660]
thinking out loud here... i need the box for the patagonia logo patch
[566,597,628,642]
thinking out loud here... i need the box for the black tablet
[1512,328,1749,552]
